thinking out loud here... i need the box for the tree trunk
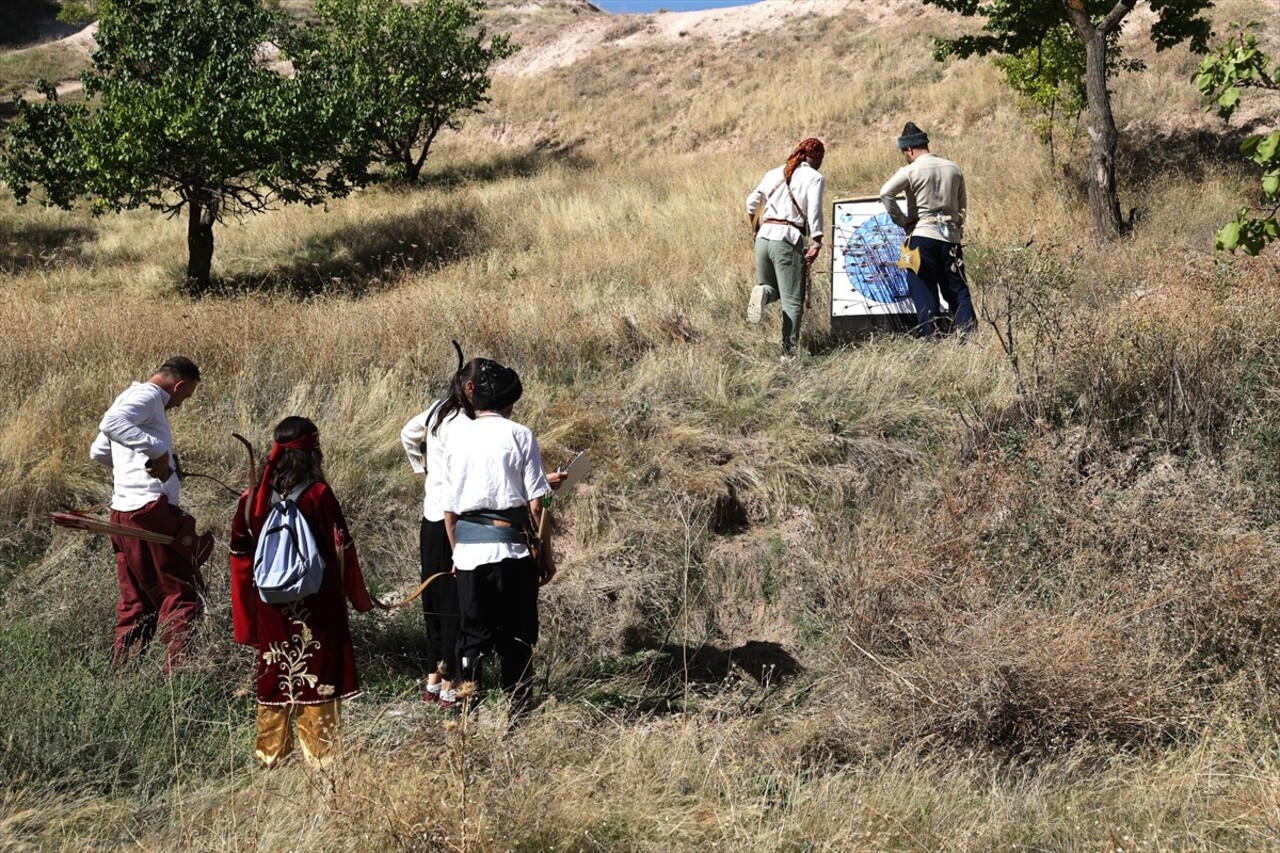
[186,197,215,293]
[1080,29,1125,241]
[1064,0,1132,243]
[399,134,419,184]
[403,154,422,184]
[407,124,439,185]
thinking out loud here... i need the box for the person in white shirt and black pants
[442,359,555,714]
[400,361,488,709]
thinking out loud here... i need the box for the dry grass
[4,0,1280,849]
[9,711,1280,850]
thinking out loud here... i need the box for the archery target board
[830,196,946,335]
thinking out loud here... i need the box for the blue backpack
[253,482,325,603]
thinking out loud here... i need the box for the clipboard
[556,451,590,493]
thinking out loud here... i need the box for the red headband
[272,434,320,453]
[249,432,320,536]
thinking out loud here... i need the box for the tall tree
[1195,23,1279,255]
[992,22,1142,173]
[925,0,1213,242]
[300,0,517,184]
[0,0,368,292]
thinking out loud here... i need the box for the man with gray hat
[879,122,975,338]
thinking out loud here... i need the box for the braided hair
[784,137,825,183]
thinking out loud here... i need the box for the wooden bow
[232,432,257,530]
[333,522,447,611]
[370,572,450,611]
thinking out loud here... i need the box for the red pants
[110,498,207,674]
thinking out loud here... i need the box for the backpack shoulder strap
[276,480,314,506]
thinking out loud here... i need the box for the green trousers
[754,236,806,354]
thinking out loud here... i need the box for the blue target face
[839,210,911,304]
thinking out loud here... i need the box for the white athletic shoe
[746,285,768,323]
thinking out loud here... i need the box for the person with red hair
[745,137,826,361]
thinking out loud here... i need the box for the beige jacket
[879,153,966,243]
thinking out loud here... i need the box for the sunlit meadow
[3,0,1280,848]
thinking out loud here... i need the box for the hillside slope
[3,1,1280,850]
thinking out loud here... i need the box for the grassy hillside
[3,0,1280,848]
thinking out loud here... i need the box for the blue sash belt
[455,507,531,546]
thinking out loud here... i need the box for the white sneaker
[746,285,768,323]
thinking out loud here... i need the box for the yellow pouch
[895,241,921,274]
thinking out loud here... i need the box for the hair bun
[472,359,523,410]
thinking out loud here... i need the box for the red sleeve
[228,490,257,645]
[303,482,375,613]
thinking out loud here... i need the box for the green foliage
[56,1,97,24]
[301,0,518,184]
[1195,23,1280,255]
[1194,23,1276,118]
[990,24,1143,159]
[991,25,1087,150]
[926,0,1213,60]
[925,0,1213,239]
[0,82,86,207]
[0,0,371,289]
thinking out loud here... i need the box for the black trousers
[420,517,460,678]
[455,556,539,700]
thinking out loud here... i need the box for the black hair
[271,415,325,494]
[471,359,522,411]
[430,358,482,436]
[157,356,201,383]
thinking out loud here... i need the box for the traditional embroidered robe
[230,482,374,705]
[229,490,258,644]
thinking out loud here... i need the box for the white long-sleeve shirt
[746,162,825,246]
[401,399,461,522]
[89,381,179,512]
[879,152,967,243]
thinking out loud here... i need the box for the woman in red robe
[230,416,374,769]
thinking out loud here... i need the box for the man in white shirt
[745,137,826,360]
[89,356,207,673]
[879,121,976,338]
[442,359,554,713]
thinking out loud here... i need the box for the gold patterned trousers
[255,700,341,769]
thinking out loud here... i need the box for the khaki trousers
[754,236,807,354]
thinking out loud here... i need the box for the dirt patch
[12,20,97,57]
